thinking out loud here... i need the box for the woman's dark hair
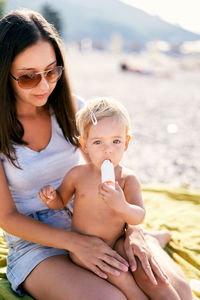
[0,9,79,167]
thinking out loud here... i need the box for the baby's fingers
[46,188,56,200]
[38,190,48,202]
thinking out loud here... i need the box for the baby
[38,98,147,300]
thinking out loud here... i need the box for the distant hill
[5,0,200,48]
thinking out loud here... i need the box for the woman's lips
[34,93,49,99]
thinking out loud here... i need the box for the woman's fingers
[112,249,129,267]
[124,244,137,271]
[104,251,129,270]
[139,254,157,285]
[99,261,120,277]
[91,265,108,279]
[73,235,129,278]
[124,226,170,286]
[150,257,169,284]
[135,250,169,285]
[92,253,128,277]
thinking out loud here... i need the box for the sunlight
[120,0,200,34]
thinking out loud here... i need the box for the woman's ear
[78,137,88,153]
[125,135,131,151]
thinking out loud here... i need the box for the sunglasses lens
[16,66,63,89]
[18,74,41,89]
[46,66,63,83]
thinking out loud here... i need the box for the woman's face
[10,40,57,112]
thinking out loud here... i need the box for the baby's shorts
[6,208,72,296]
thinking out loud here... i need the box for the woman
[0,9,192,299]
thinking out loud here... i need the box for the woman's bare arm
[0,161,78,249]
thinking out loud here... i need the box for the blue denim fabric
[6,208,72,296]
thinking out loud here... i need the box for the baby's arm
[99,174,145,225]
[38,185,63,209]
[38,167,77,210]
[120,175,145,224]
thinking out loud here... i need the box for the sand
[66,48,200,189]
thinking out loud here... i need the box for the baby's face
[84,116,129,170]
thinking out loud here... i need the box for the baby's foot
[144,230,172,248]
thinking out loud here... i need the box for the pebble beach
[67,49,200,189]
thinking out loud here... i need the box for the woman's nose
[38,75,49,90]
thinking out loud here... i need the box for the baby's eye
[113,139,121,144]
[93,140,101,145]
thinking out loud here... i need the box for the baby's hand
[98,182,126,212]
[38,185,57,206]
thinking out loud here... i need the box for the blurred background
[1,0,200,188]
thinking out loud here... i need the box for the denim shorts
[6,208,72,296]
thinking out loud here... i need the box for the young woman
[0,9,192,300]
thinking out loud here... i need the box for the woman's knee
[173,277,193,300]
[133,258,177,299]
[154,277,193,300]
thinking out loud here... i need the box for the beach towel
[142,185,200,300]
[0,184,199,299]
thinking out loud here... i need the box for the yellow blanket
[0,185,199,299]
[142,185,200,300]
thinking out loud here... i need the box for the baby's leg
[107,237,148,300]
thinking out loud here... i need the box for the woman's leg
[133,234,193,300]
[22,255,127,300]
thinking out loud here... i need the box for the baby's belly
[72,210,125,247]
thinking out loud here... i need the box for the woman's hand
[124,225,169,285]
[70,232,129,279]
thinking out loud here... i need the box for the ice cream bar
[101,160,115,189]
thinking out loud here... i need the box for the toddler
[38,98,147,300]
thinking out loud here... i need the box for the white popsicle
[101,160,115,189]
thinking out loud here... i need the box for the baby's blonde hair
[76,97,131,140]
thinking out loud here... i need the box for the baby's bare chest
[73,170,125,218]
[72,173,125,244]
[75,184,105,208]
[74,182,116,218]
[73,186,124,243]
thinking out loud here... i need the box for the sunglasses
[10,66,64,89]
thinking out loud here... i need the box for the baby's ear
[78,137,88,153]
[125,135,131,150]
